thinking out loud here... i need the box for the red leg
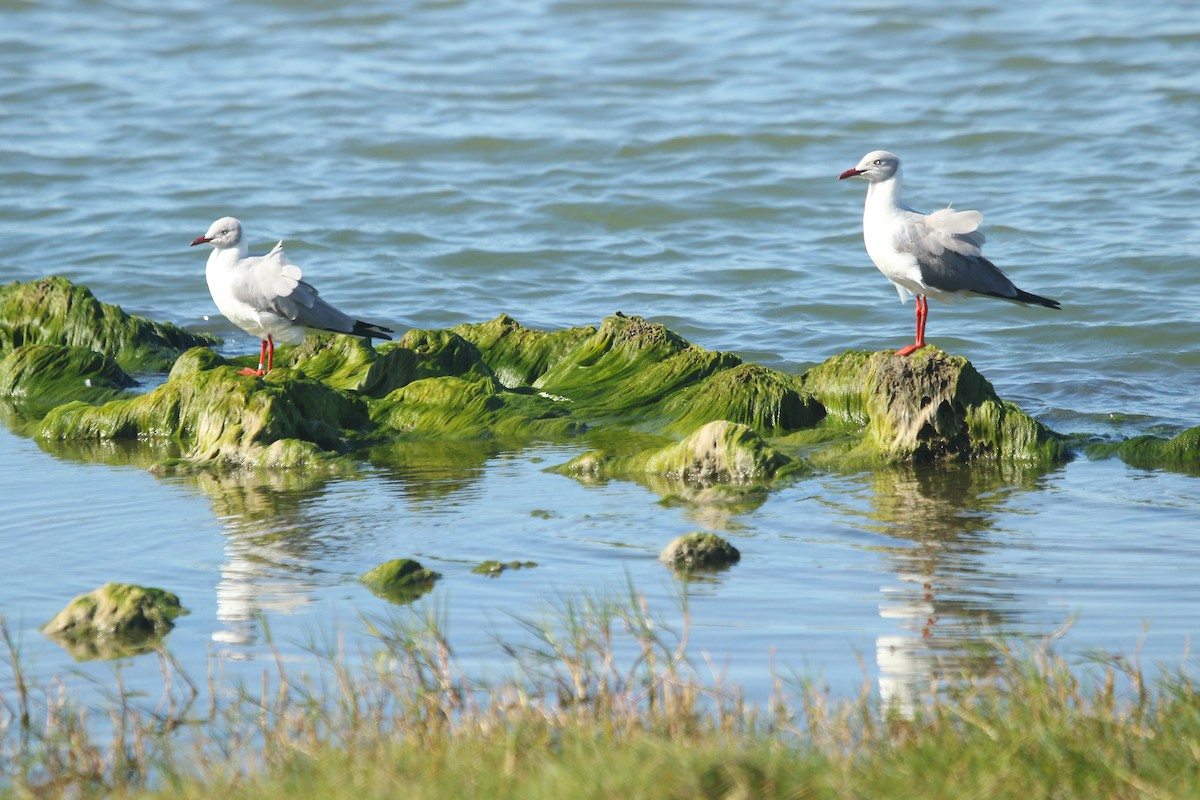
[266,334,275,373]
[238,339,268,375]
[895,295,929,357]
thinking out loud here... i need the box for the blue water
[2,0,1199,714]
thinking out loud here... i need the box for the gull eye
[873,159,882,165]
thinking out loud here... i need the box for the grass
[2,586,1199,799]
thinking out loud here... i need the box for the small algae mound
[1085,426,1200,473]
[361,558,441,603]
[799,348,1068,466]
[40,347,368,471]
[563,420,800,484]
[660,532,741,571]
[0,344,136,417]
[0,277,219,372]
[471,560,538,577]
[42,583,187,661]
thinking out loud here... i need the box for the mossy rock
[361,558,441,603]
[561,420,802,485]
[452,314,597,389]
[659,532,741,570]
[369,375,579,440]
[661,363,824,436]
[1085,425,1200,473]
[0,277,219,371]
[471,560,538,577]
[42,582,187,661]
[0,344,136,418]
[533,313,741,421]
[799,348,1068,466]
[39,347,369,471]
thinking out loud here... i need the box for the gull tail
[977,288,1061,309]
[351,320,395,341]
[1011,288,1061,309]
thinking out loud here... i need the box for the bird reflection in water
[851,462,1054,715]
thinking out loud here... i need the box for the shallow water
[2,0,1199,710]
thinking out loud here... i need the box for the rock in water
[799,347,1068,465]
[42,583,187,660]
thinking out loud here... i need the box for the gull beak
[190,235,211,247]
[838,167,865,180]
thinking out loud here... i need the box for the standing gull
[191,217,393,375]
[838,150,1059,356]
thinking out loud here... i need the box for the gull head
[190,217,243,249]
[838,150,901,183]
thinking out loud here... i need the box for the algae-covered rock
[40,347,369,471]
[471,560,538,577]
[0,277,219,371]
[534,313,741,420]
[452,314,597,389]
[357,329,499,398]
[1085,426,1200,473]
[659,532,741,570]
[0,344,136,417]
[661,363,824,436]
[42,582,188,661]
[370,375,579,440]
[361,558,441,603]
[562,420,801,484]
[799,348,1068,465]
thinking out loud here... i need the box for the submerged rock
[40,347,368,471]
[361,558,442,603]
[0,344,136,417]
[799,348,1068,466]
[0,277,219,372]
[42,582,187,661]
[1085,425,1200,473]
[471,560,538,577]
[659,532,741,571]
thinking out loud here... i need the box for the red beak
[190,235,211,247]
[838,168,864,180]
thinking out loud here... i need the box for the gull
[838,150,1060,356]
[191,217,393,375]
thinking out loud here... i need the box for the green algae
[560,420,802,485]
[1085,425,1200,473]
[0,343,136,418]
[361,559,442,603]
[661,362,824,436]
[471,560,538,577]
[39,347,369,471]
[452,314,597,388]
[799,347,1068,466]
[370,375,579,440]
[42,582,188,661]
[534,313,741,422]
[0,277,219,372]
[3,278,1080,479]
[659,532,741,571]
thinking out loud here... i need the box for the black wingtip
[352,321,395,341]
[976,289,1061,309]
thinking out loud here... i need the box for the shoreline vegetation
[4,592,1200,799]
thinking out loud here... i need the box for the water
[2,0,1199,712]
